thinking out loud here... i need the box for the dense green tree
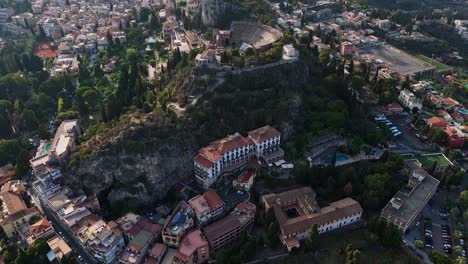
[14,248,31,264]
[216,249,229,264]
[304,224,319,251]
[150,13,160,30]
[139,7,152,22]
[414,239,423,248]
[429,127,446,144]
[319,50,330,66]
[20,109,39,130]
[429,251,452,264]
[0,73,31,101]
[127,28,145,47]
[460,191,468,210]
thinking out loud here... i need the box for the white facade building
[194,126,283,189]
[399,89,422,112]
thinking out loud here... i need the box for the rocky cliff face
[65,113,196,209]
[200,0,225,27]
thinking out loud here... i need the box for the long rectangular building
[194,126,283,189]
[381,166,439,232]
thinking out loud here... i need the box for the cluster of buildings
[0,121,264,264]
[156,195,256,264]
[423,91,467,148]
[1,0,204,77]
[0,177,72,263]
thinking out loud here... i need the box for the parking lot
[403,191,458,257]
[374,113,436,154]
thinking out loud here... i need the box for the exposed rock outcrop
[65,113,196,209]
[200,0,225,27]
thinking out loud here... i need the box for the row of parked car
[374,114,402,137]
[423,218,434,249]
[442,224,453,254]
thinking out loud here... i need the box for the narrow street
[41,201,97,264]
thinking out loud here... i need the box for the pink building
[188,190,225,225]
[340,42,354,56]
[174,229,209,264]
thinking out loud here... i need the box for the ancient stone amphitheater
[230,21,283,50]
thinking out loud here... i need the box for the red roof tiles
[237,171,255,183]
[199,133,254,161]
[194,154,214,169]
[204,189,224,209]
[248,126,280,143]
[30,218,52,235]
[427,117,447,128]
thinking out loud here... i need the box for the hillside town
[0,0,467,263]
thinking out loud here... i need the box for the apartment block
[203,201,255,253]
[162,201,195,248]
[381,164,439,232]
[188,190,225,226]
[398,89,422,112]
[173,229,209,264]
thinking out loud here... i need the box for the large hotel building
[194,126,284,189]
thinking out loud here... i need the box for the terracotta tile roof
[194,154,214,169]
[1,191,27,214]
[150,243,167,257]
[248,126,281,143]
[204,189,224,209]
[437,110,449,116]
[237,171,255,183]
[199,133,254,161]
[280,198,362,236]
[30,218,52,234]
[427,117,447,128]
[264,188,362,237]
[444,97,460,107]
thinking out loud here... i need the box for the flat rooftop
[382,174,439,226]
[50,120,77,157]
[417,154,452,168]
[360,44,435,75]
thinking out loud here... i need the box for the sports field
[360,44,435,75]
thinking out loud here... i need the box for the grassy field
[415,54,452,72]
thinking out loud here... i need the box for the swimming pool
[44,142,51,153]
[323,154,349,165]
